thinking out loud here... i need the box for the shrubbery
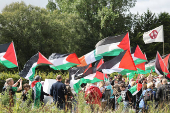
[0,71,69,82]
[1,91,170,113]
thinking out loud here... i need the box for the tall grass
[1,91,170,113]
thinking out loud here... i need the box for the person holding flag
[2,78,22,106]
[31,75,50,108]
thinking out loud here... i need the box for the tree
[55,0,137,56]
[131,10,170,60]
[46,0,57,12]
[0,2,87,71]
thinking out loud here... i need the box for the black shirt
[50,81,67,104]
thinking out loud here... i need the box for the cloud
[130,0,170,14]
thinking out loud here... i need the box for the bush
[0,71,69,82]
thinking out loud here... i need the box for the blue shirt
[139,88,156,108]
[105,85,114,98]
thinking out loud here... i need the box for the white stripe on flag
[95,42,120,55]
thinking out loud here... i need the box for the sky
[0,0,170,14]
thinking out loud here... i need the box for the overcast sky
[0,0,170,14]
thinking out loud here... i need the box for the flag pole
[163,42,164,56]
[12,41,20,75]
[163,25,165,75]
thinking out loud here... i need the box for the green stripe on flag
[0,59,17,68]
[94,50,103,60]
[73,77,102,93]
[50,62,77,70]
[129,85,137,94]
[28,66,37,81]
[117,96,122,103]
[34,82,42,108]
[134,59,147,65]
[95,49,124,57]
[128,72,136,80]
[119,69,136,75]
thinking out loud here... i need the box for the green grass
[1,92,170,113]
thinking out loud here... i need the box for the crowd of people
[79,74,170,112]
[1,73,170,112]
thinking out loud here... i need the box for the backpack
[104,89,111,100]
[163,84,170,101]
[1,86,15,96]
[144,90,153,101]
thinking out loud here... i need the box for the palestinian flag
[145,60,155,72]
[69,60,104,93]
[95,33,130,56]
[49,53,80,70]
[95,59,108,81]
[77,50,102,67]
[127,47,147,80]
[98,50,137,74]
[127,60,146,80]
[117,83,142,103]
[31,81,42,108]
[131,45,147,65]
[155,51,169,76]
[129,83,143,96]
[19,52,52,81]
[163,54,170,68]
[0,42,18,68]
[127,46,147,80]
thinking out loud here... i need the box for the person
[117,74,125,84]
[155,75,163,86]
[65,78,73,110]
[112,80,121,109]
[138,83,147,112]
[122,78,126,83]
[130,81,136,109]
[21,83,30,101]
[139,82,155,112]
[142,77,147,88]
[50,75,67,109]
[110,77,114,86]
[135,79,143,112]
[156,79,170,107]
[114,75,117,80]
[105,81,115,110]
[2,78,22,106]
[120,83,132,112]
[85,82,102,112]
[128,78,134,89]
[98,81,106,111]
[31,75,50,108]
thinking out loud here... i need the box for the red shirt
[85,85,102,106]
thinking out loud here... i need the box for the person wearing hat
[31,75,50,108]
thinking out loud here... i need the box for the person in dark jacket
[65,78,73,110]
[50,75,67,109]
[31,75,50,108]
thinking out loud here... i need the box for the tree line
[0,1,170,72]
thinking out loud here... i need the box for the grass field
[1,92,170,113]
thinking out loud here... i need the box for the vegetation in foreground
[0,91,170,113]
